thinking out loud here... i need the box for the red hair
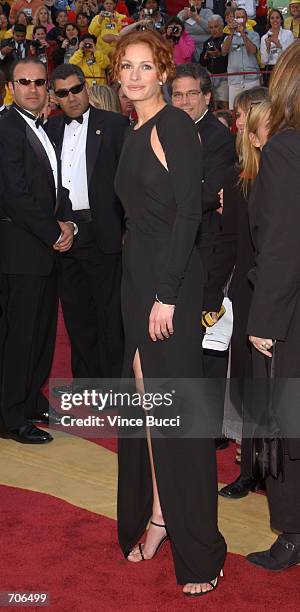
[112,30,175,82]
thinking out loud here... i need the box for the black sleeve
[247,133,300,340]
[52,43,65,66]
[155,108,203,304]
[0,126,61,246]
[203,169,238,310]
[202,130,236,212]
[200,42,209,67]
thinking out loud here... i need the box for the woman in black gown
[113,30,226,596]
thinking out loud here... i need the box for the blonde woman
[33,6,54,34]
[204,91,270,500]
[88,83,121,112]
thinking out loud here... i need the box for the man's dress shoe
[2,424,53,444]
[218,474,260,499]
[246,534,300,570]
[28,407,71,425]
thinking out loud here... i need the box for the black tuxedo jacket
[46,106,128,254]
[0,107,8,118]
[0,108,70,275]
[0,39,31,80]
[196,110,236,252]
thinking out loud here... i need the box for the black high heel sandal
[128,520,169,561]
[183,569,224,597]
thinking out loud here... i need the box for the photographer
[53,23,79,64]
[200,15,229,108]
[69,32,110,85]
[178,0,213,61]
[29,24,57,74]
[221,7,260,109]
[89,0,127,52]
[0,24,30,79]
[47,9,68,42]
[261,9,294,84]
[134,0,166,30]
[164,16,195,64]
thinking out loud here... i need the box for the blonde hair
[88,84,122,112]
[33,6,52,27]
[240,99,271,195]
[269,41,300,136]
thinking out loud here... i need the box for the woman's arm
[247,133,300,341]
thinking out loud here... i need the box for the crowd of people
[0,0,300,603]
[0,0,299,109]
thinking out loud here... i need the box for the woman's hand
[149,301,175,341]
[249,336,274,357]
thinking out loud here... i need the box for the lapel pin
[96,129,101,135]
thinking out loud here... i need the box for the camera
[190,4,196,11]
[143,8,154,15]
[207,40,216,50]
[136,21,154,31]
[84,42,93,49]
[31,39,41,49]
[102,10,112,17]
[171,25,181,35]
[69,37,78,46]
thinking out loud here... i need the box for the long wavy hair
[268,41,300,137]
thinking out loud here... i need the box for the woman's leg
[128,352,222,594]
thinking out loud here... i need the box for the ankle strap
[150,520,166,528]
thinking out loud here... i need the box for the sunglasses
[13,78,47,87]
[54,82,85,98]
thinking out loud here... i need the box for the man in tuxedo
[171,63,236,445]
[0,24,31,81]
[0,58,75,443]
[47,64,127,393]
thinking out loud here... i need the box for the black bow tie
[12,104,44,128]
[65,115,83,125]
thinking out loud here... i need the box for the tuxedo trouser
[267,449,300,532]
[58,222,123,382]
[0,269,58,431]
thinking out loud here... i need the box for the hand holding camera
[80,39,95,53]
[1,43,14,56]
[166,24,182,40]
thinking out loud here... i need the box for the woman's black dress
[247,129,300,532]
[115,105,226,584]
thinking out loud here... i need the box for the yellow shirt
[284,16,300,38]
[224,19,256,33]
[89,12,126,52]
[5,25,33,40]
[69,48,110,87]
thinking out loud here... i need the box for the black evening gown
[115,105,226,584]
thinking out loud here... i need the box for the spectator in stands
[7,10,34,39]
[261,9,294,84]
[0,24,30,79]
[164,16,195,64]
[134,0,166,31]
[178,0,213,61]
[0,14,8,42]
[114,81,135,119]
[222,7,260,110]
[68,0,98,23]
[33,6,54,34]
[255,0,268,37]
[236,0,256,21]
[76,12,90,36]
[89,0,127,53]
[200,14,229,108]
[53,22,79,64]
[88,82,122,110]
[69,32,110,85]
[0,0,10,20]
[47,9,68,42]
[29,25,57,75]
[9,0,44,25]
[284,0,300,38]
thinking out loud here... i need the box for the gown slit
[115,105,226,584]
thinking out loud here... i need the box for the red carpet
[1,485,299,612]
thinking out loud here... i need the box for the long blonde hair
[269,41,300,136]
[240,99,271,195]
[88,84,122,113]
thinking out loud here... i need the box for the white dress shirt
[260,28,295,66]
[61,108,90,211]
[16,108,58,192]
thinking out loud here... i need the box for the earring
[159,81,163,86]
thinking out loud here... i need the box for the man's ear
[204,91,211,107]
